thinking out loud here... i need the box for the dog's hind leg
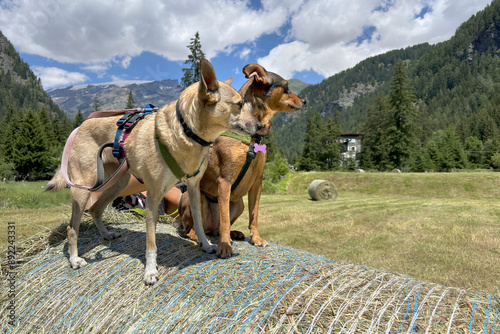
[67,187,91,269]
[88,184,126,241]
[229,199,245,241]
[247,180,268,247]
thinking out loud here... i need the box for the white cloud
[0,0,286,63]
[32,66,89,89]
[260,0,492,79]
[238,48,251,60]
[0,0,493,83]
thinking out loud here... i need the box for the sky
[0,0,493,91]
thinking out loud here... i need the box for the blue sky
[0,0,492,91]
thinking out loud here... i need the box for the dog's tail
[45,167,67,193]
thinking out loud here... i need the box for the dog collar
[221,131,252,144]
[221,132,264,146]
[176,102,213,147]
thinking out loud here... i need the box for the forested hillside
[275,0,500,170]
[0,32,73,180]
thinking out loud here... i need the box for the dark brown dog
[178,63,306,258]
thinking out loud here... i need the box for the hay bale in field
[308,179,338,201]
[2,208,499,333]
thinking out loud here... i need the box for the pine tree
[92,99,101,112]
[386,62,419,170]
[321,113,342,170]
[267,151,290,183]
[73,109,84,128]
[263,130,279,162]
[2,108,23,168]
[181,32,206,89]
[464,136,484,167]
[298,109,324,171]
[38,107,57,145]
[10,109,50,179]
[126,90,136,109]
[360,96,391,170]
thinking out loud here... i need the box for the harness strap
[60,105,157,192]
[231,144,257,192]
[156,134,186,180]
[61,129,129,192]
[202,133,264,202]
[113,106,157,161]
[156,134,205,183]
[87,108,141,120]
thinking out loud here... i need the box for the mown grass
[0,181,71,246]
[1,173,499,294]
[233,172,500,293]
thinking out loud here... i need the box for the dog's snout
[302,99,307,105]
[256,121,263,131]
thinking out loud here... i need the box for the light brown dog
[178,63,305,258]
[46,59,261,285]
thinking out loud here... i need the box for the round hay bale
[1,209,499,333]
[308,179,338,201]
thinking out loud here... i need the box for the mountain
[47,79,181,118]
[288,79,311,95]
[48,77,310,120]
[275,0,500,163]
[0,31,74,180]
[0,31,65,120]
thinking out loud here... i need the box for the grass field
[233,172,500,293]
[1,172,499,294]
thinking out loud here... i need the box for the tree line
[297,61,500,172]
[275,0,500,172]
[0,31,207,181]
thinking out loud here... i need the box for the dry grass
[0,206,71,245]
[233,172,500,293]
[1,172,499,333]
[1,209,499,333]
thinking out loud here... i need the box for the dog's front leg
[248,180,268,247]
[187,177,217,254]
[143,193,162,285]
[216,176,233,258]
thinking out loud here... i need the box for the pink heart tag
[254,143,267,154]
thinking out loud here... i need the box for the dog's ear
[242,64,271,86]
[199,58,220,96]
[222,77,233,86]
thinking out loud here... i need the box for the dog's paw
[103,231,121,240]
[144,271,159,286]
[216,242,233,259]
[230,230,245,240]
[144,251,158,285]
[251,236,269,247]
[199,241,217,254]
[70,256,87,269]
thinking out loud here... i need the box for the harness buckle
[116,112,136,127]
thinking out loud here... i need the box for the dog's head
[240,63,306,136]
[178,58,261,141]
